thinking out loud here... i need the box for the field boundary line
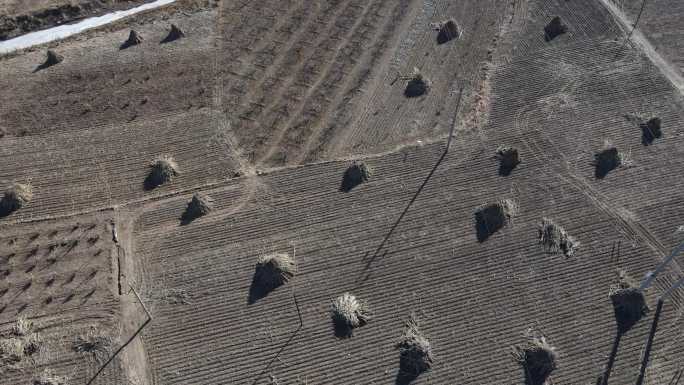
[86,283,152,385]
[598,0,684,95]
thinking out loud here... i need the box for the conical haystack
[475,199,517,242]
[340,161,371,192]
[538,218,578,257]
[640,117,662,145]
[33,369,68,385]
[162,24,185,43]
[513,336,558,385]
[396,316,433,377]
[544,16,567,41]
[181,193,213,224]
[249,253,296,303]
[496,145,521,175]
[593,142,622,179]
[121,30,143,49]
[45,50,63,66]
[145,156,179,189]
[404,67,431,98]
[609,269,648,334]
[331,293,371,338]
[1,183,33,214]
[437,19,461,44]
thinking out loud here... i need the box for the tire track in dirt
[507,42,674,269]
[598,0,684,96]
[255,0,383,165]
[295,0,418,164]
[285,0,415,165]
[223,0,326,112]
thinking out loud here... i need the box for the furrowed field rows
[132,135,680,383]
[327,0,502,160]
[0,110,237,222]
[0,215,122,385]
[486,32,684,251]
[264,0,413,166]
[221,0,407,166]
[616,0,684,72]
[497,0,621,61]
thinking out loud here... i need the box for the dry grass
[73,328,111,361]
[331,293,371,337]
[396,315,433,375]
[254,253,296,290]
[146,155,179,189]
[538,218,579,257]
[0,337,24,368]
[33,369,68,385]
[1,183,33,213]
[181,193,214,223]
[11,316,33,337]
[513,335,558,385]
[1,317,41,371]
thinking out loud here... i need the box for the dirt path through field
[598,0,684,95]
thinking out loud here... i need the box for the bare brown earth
[0,0,153,40]
[1,0,684,384]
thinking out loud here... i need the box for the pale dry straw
[331,293,371,336]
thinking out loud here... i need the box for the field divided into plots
[130,136,684,384]
[0,8,217,137]
[0,109,237,222]
[0,214,124,385]
[217,0,511,167]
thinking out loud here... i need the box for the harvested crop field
[1,0,684,384]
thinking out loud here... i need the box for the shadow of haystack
[0,184,33,218]
[180,193,213,225]
[340,162,371,192]
[513,336,558,385]
[33,50,63,73]
[331,293,370,339]
[436,19,460,44]
[544,16,567,42]
[496,146,520,176]
[161,24,185,44]
[404,70,431,98]
[641,117,662,145]
[120,30,143,50]
[475,199,517,242]
[598,271,648,384]
[144,156,179,191]
[593,145,621,179]
[395,316,432,385]
[248,253,295,304]
[610,285,648,334]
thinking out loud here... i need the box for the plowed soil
[1,0,684,384]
